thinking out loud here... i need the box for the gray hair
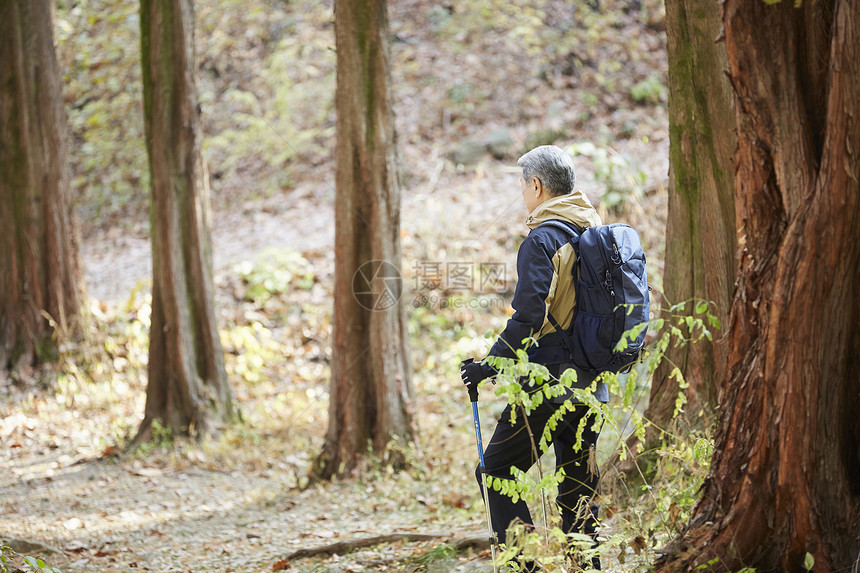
[517,145,576,196]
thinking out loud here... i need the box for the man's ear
[531,177,544,197]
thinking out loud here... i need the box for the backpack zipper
[612,242,621,264]
[601,232,615,297]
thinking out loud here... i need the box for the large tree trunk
[314,0,414,478]
[644,0,736,435]
[135,0,234,442]
[657,2,860,571]
[0,0,84,374]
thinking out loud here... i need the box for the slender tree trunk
[657,2,860,571]
[644,0,736,436]
[0,0,84,374]
[135,0,233,442]
[314,0,414,478]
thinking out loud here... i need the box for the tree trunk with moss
[314,0,414,478]
[0,0,84,375]
[656,2,860,571]
[135,0,234,443]
[643,0,736,438]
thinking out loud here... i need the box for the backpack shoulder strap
[536,220,584,359]
[535,219,583,243]
[546,309,575,362]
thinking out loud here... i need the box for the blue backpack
[540,220,650,374]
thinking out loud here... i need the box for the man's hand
[460,359,495,402]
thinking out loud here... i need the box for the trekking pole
[462,358,499,573]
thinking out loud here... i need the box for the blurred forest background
[4,0,684,571]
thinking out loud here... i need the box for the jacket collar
[525,191,602,231]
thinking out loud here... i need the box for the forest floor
[2,1,679,572]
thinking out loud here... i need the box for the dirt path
[3,443,493,572]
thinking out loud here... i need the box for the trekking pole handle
[461,357,480,403]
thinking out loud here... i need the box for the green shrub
[631,73,667,104]
[475,298,721,570]
[235,249,316,306]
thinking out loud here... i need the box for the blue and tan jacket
[489,191,602,367]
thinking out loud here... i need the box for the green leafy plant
[631,73,667,104]
[414,543,457,568]
[133,418,175,456]
[235,250,316,306]
[473,298,721,570]
[0,546,61,573]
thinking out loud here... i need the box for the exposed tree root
[0,536,63,555]
[281,532,491,561]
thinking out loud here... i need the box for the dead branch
[281,532,491,561]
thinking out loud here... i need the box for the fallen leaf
[65,540,88,553]
[605,505,619,519]
[272,559,292,571]
[631,535,647,555]
[669,502,680,528]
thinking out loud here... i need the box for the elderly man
[461,145,607,571]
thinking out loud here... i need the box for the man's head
[517,145,576,213]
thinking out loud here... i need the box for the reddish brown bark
[314,0,414,478]
[0,0,84,373]
[134,0,233,442]
[657,1,860,571]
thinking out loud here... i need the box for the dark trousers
[476,399,600,548]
